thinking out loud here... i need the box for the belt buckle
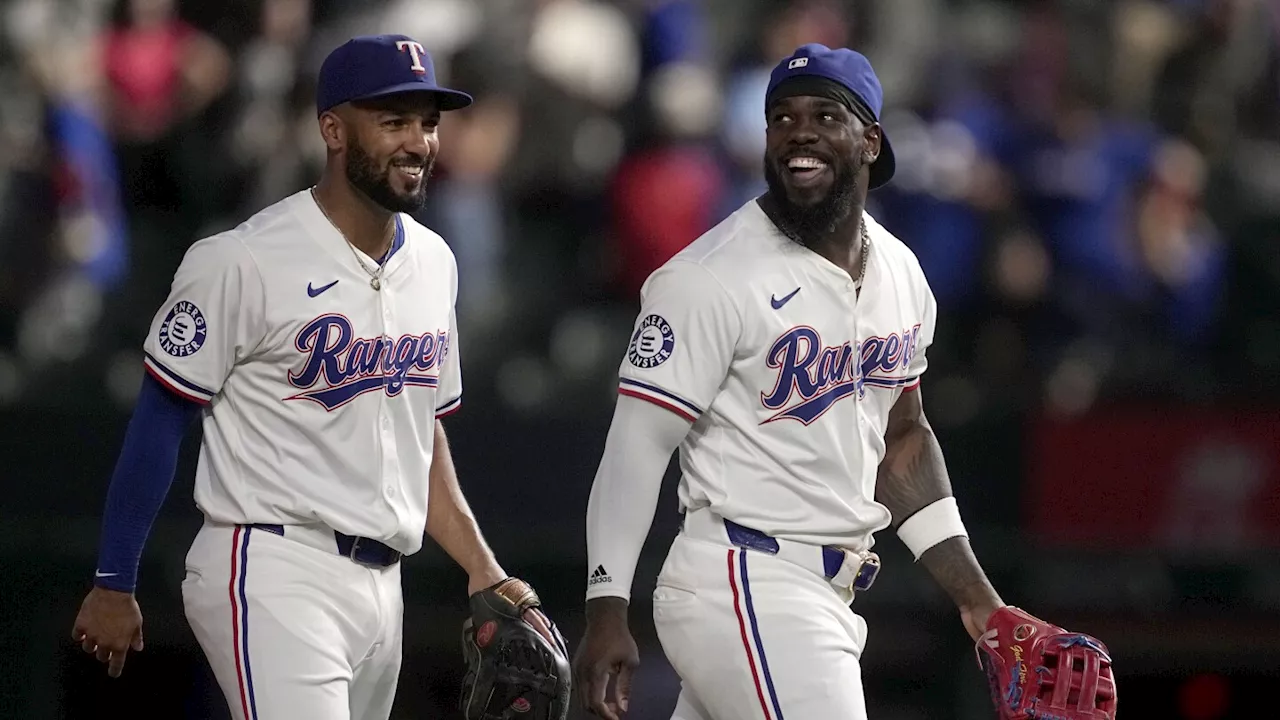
[832,549,881,593]
[346,536,368,564]
[347,536,395,567]
[851,551,880,592]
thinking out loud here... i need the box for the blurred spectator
[426,87,522,340]
[101,0,230,146]
[224,0,319,217]
[1151,0,1275,160]
[0,0,128,369]
[608,62,725,299]
[99,0,231,219]
[0,0,1273,412]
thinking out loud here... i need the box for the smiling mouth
[785,155,830,183]
[392,164,425,182]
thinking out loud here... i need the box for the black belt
[251,524,402,567]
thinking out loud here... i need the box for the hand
[961,601,1005,643]
[467,570,564,654]
[523,606,566,656]
[573,597,640,720]
[71,586,144,678]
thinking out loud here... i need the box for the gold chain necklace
[310,186,388,291]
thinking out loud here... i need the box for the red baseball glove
[975,606,1117,720]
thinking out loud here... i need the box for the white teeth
[787,157,827,170]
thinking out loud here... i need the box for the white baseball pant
[653,509,871,720]
[181,520,404,720]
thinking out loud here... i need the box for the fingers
[522,608,556,650]
[107,647,129,678]
[573,647,610,720]
[615,663,635,714]
[587,668,621,720]
[74,625,142,677]
[536,609,570,656]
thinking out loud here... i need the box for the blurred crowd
[0,0,1278,424]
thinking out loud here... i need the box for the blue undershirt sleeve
[92,373,203,592]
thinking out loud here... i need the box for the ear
[318,111,347,152]
[861,123,883,165]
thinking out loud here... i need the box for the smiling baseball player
[70,35,570,720]
[572,44,1116,720]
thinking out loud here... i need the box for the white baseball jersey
[617,199,936,553]
[142,189,461,556]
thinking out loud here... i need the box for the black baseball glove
[460,577,571,720]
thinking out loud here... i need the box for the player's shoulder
[649,200,776,288]
[864,210,927,283]
[396,213,458,290]
[397,213,455,262]
[220,190,313,249]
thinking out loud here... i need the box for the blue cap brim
[869,134,895,189]
[346,82,474,111]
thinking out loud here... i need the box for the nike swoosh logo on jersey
[770,287,801,309]
[307,280,340,297]
[94,570,118,578]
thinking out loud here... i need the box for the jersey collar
[295,190,413,280]
[750,200,874,290]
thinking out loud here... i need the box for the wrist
[466,563,507,596]
[93,572,136,594]
[585,596,629,626]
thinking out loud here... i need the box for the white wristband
[895,496,968,560]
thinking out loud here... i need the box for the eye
[382,116,408,129]
[769,112,792,125]
[820,112,836,122]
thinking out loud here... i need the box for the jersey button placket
[850,279,868,476]
[376,288,401,508]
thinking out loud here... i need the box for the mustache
[388,154,429,168]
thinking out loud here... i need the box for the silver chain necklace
[855,220,870,290]
[310,186,388,291]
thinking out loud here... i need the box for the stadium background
[2,0,1278,717]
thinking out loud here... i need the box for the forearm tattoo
[875,417,951,525]
[876,415,1000,610]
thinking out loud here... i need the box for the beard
[763,154,860,247]
[346,138,434,213]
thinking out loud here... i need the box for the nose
[403,120,433,157]
[786,116,819,146]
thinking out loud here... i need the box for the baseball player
[572,44,1116,720]
[71,35,570,720]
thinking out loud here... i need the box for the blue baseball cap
[316,34,473,115]
[766,44,895,189]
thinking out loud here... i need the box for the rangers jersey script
[142,189,462,556]
[615,200,936,554]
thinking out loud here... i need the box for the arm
[577,394,693,720]
[72,374,203,677]
[93,374,204,591]
[876,386,1003,639]
[426,418,563,655]
[424,419,505,594]
[584,395,694,608]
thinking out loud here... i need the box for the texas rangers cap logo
[627,314,675,369]
[158,300,207,357]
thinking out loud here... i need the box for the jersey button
[385,486,397,499]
